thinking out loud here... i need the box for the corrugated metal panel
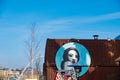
[44,39,120,80]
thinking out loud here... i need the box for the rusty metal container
[43,39,120,80]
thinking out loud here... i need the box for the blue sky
[0,0,120,69]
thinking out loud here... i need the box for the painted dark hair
[61,47,80,69]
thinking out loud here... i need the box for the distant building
[0,69,19,80]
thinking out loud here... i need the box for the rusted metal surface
[43,39,120,80]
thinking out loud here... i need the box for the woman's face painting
[68,49,79,63]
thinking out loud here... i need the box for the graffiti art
[55,42,91,77]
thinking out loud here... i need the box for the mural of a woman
[61,47,80,70]
[55,42,91,77]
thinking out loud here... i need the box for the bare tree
[35,54,42,79]
[25,24,41,79]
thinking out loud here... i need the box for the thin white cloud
[46,12,120,25]
[33,12,120,39]
[83,12,120,23]
[38,23,69,34]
